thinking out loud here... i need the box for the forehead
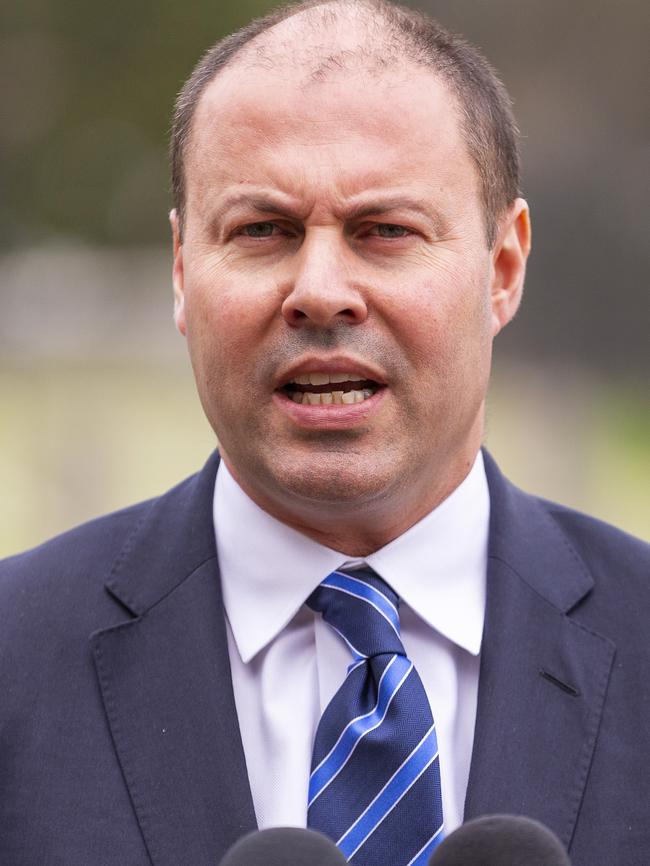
[185,47,478,215]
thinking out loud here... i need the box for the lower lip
[273,389,387,429]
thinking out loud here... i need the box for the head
[170,0,531,553]
[171,0,521,249]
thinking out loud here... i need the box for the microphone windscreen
[429,815,571,865]
[218,827,348,866]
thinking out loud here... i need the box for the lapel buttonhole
[539,669,580,697]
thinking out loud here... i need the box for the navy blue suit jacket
[1,451,648,865]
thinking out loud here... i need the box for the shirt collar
[214,452,489,663]
[364,451,488,656]
[214,465,342,663]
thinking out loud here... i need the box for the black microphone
[218,827,348,866]
[428,815,571,865]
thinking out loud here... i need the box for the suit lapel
[91,448,616,857]
[91,453,256,866]
[464,452,615,849]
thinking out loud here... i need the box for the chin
[265,451,400,508]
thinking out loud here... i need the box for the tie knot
[307,568,404,660]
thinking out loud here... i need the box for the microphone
[428,815,571,865]
[218,827,348,866]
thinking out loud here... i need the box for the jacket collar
[482,449,593,613]
[107,447,593,618]
[93,451,257,866]
[465,450,614,854]
[97,449,614,859]
[105,451,221,616]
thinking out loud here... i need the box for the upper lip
[275,355,388,388]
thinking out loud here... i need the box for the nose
[281,230,368,327]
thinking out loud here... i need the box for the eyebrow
[209,192,308,226]
[344,196,441,224]
[209,190,447,233]
[343,195,450,237]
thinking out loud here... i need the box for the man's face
[173,60,527,545]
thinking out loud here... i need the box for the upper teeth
[291,372,366,385]
[291,389,373,405]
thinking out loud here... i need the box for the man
[1,1,648,864]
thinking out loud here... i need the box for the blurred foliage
[1,0,275,247]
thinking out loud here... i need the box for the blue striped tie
[306,567,445,865]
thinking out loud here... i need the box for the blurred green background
[1,0,648,556]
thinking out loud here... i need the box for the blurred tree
[1,0,275,246]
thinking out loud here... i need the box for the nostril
[283,305,361,326]
[281,285,368,327]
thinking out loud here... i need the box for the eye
[369,223,411,239]
[241,221,280,238]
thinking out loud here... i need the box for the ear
[490,198,531,336]
[170,209,186,336]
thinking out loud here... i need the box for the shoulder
[537,497,650,631]
[0,455,218,591]
[505,485,650,649]
[540,497,650,577]
[0,454,219,642]
[0,499,158,651]
[0,498,154,593]
[484,448,649,577]
[0,466,203,628]
[483,449,649,630]
[0,500,159,731]
[0,457,220,739]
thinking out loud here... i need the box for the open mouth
[280,372,384,406]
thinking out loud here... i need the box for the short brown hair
[170,0,521,246]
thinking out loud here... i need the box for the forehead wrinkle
[187,99,475,230]
[200,182,452,240]
[186,39,481,235]
[340,194,448,229]
[207,189,313,225]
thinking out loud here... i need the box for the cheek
[185,248,283,328]
[389,269,491,373]
[180,289,227,407]
[183,263,255,353]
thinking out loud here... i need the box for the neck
[222,447,480,556]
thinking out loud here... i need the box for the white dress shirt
[214,451,489,835]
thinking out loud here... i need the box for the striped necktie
[306,567,445,865]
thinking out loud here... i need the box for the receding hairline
[187,3,440,136]
[171,0,521,246]
[180,5,457,212]
[184,55,477,243]
[226,0,398,66]
[186,29,465,152]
